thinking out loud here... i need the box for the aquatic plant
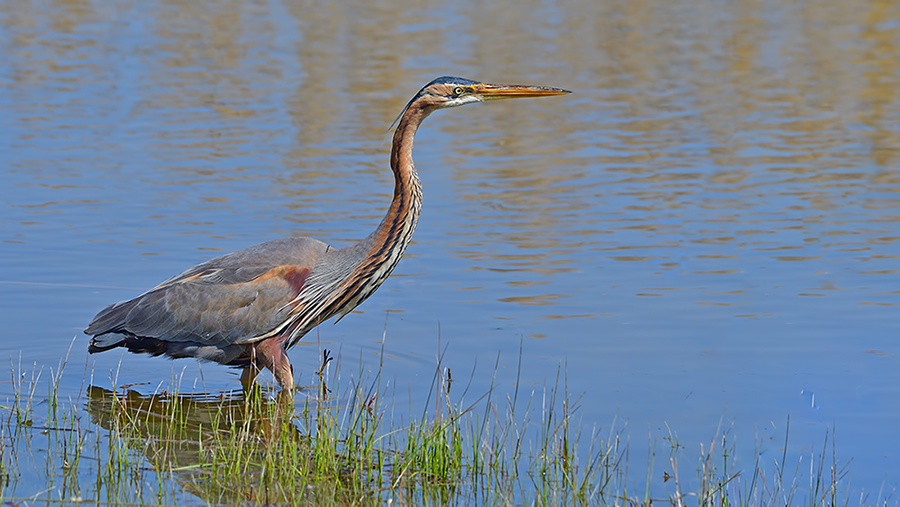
[0,342,866,506]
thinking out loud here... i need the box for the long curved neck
[334,103,429,308]
[375,103,427,251]
[286,102,433,340]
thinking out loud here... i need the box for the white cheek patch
[444,95,483,108]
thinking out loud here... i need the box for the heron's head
[391,76,570,131]
[409,76,570,111]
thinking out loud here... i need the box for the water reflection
[85,385,382,506]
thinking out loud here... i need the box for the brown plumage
[85,77,570,391]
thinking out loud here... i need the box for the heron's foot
[275,388,295,406]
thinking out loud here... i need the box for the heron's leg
[255,335,294,392]
[240,364,260,391]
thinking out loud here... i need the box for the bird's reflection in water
[84,385,382,506]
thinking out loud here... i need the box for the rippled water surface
[2,0,900,500]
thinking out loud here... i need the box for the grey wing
[85,237,329,350]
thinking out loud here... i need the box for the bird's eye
[453,87,464,96]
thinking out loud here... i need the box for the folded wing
[85,237,329,355]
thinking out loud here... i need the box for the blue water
[2,0,900,502]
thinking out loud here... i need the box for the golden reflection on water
[2,0,900,314]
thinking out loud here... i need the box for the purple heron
[85,77,570,391]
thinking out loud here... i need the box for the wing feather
[86,237,329,349]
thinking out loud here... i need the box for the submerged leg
[240,363,260,391]
[253,335,295,392]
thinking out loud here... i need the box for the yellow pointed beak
[473,83,571,100]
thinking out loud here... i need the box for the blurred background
[1,0,899,499]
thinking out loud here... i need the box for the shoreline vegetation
[0,342,866,506]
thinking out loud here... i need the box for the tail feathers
[88,332,128,354]
[84,299,139,336]
[87,332,247,367]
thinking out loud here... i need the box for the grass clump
[0,339,869,506]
